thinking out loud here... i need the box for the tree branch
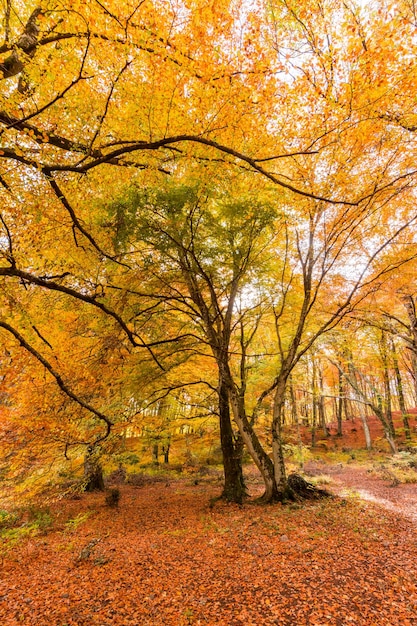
[0,320,113,444]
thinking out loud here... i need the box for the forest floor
[304,460,417,524]
[1,462,417,626]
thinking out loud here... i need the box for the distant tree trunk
[410,353,417,405]
[301,389,309,425]
[311,398,317,447]
[353,396,372,451]
[335,359,373,451]
[354,377,373,451]
[289,376,298,425]
[162,442,170,464]
[318,364,328,437]
[401,294,417,403]
[391,339,411,440]
[380,331,395,439]
[289,376,304,468]
[152,443,159,465]
[84,445,105,492]
[345,363,396,454]
[337,368,343,436]
[311,358,317,447]
[281,398,287,426]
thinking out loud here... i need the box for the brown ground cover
[1,475,417,626]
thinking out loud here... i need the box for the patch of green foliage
[0,506,53,557]
[64,511,92,533]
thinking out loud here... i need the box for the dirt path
[306,463,417,524]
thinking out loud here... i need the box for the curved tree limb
[0,320,113,444]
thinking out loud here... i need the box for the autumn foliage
[2,3,417,623]
[1,0,417,502]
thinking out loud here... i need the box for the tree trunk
[343,390,352,421]
[401,294,417,403]
[410,351,417,405]
[355,401,372,451]
[347,364,396,454]
[311,400,317,446]
[337,368,343,436]
[152,443,159,465]
[318,364,328,437]
[345,364,372,450]
[162,442,170,464]
[271,379,292,501]
[311,359,318,446]
[380,331,395,439]
[84,445,105,492]
[227,375,278,501]
[392,339,411,440]
[289,376,305,469]
[218,378,246,503]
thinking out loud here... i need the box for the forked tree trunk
[346,364,396,454]
[227,378,278,502]
[337,361,373,450]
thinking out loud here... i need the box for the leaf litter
[1,478,416,626]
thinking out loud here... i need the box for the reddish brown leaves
[1,479,417,625]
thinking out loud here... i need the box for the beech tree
[101,183,278,502]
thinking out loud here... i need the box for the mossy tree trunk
[84,445,105,492]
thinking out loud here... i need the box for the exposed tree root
[288,473,333,500]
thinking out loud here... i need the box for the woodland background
[1,0,417,502]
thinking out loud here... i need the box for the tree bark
[318,364,328,437]
[218,377,246,503]
[84,445,105,492]
[391,340,411,440]
[271,378,292,500]
[380,331,395,439]
[226,372,278,501]
[401,295,417,403]
[337,368,343,436]
[289,376,305,469]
